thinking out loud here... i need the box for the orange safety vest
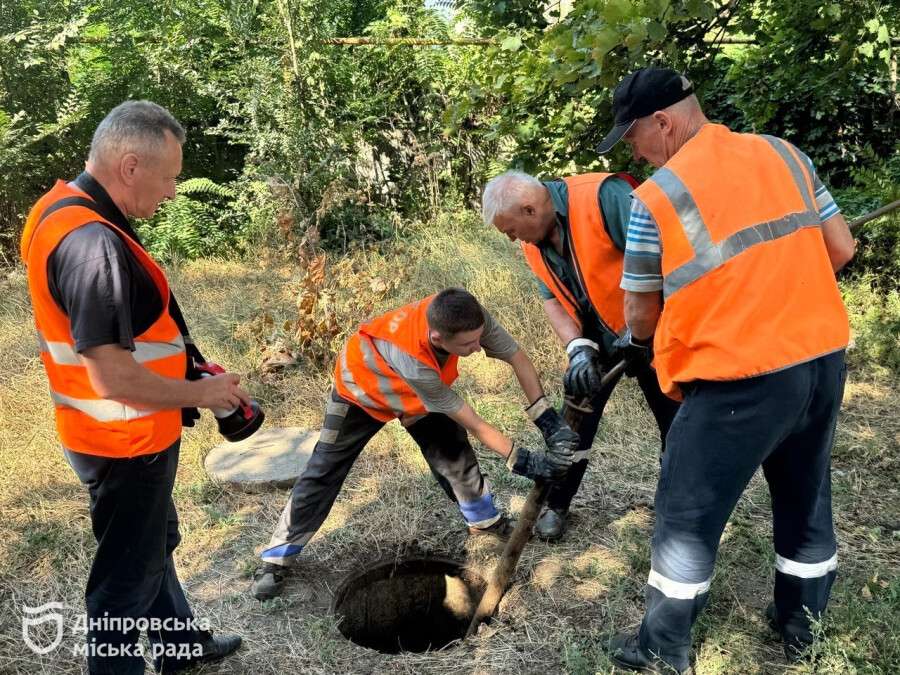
[334,296,459,422]
[520,172,636,336]
[633,124,849,397]
[20,180,186,458]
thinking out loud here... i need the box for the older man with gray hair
[482,168,680,541]
[21,101,245,673]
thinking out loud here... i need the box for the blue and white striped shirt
[620,152,840,293]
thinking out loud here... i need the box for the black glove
[563,338,602,397]
[612,328,653,377]
[182,339,206,427]
[507,444,572,482]
[526,396,580,456]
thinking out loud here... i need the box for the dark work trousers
[546,356,680,513]
[261,389,500,565]
[638,351,847,671]
[65,441,205,674]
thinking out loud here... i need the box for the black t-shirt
[47,174,164,353]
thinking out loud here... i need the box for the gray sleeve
[48,223,135,353]
[373,339,465,416]
[479,308,520,361]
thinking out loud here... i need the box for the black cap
[596,67,694,154]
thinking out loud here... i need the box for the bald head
[623,94,709,168]
[663,94,707,128]
[482,171,556,244]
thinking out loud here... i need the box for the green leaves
[602,0,633,24]
[500,35,522,51]
[647,20,667,41]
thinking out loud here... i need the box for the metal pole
[850,198,900,230]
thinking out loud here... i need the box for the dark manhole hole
[332,556,485,654]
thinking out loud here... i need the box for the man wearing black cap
[597,67,856,673]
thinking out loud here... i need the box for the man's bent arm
[821,213,855,272]
[543,298,581,346]
[81,344,250,412]
[506,348,545,404]
[449,401,514,459]
[624,291,663,341]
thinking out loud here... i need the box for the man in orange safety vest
[597,66,856,673]
[251,288,578,600]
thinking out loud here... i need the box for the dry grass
[1,213,898,674]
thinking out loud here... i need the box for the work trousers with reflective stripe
[65,441,206,674]
[547,357,680,513]
[639,351,846,671]
[261,390,499,565]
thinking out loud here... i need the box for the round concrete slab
[204,427,317,492]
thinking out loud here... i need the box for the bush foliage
[1,0,896,282]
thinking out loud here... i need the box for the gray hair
[481,170,544,226]
[88,100,185,164]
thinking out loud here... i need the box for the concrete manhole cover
[204,426,317,492]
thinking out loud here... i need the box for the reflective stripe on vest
[49,390,155,423]
[520,173,633,336]
[337,339,405,417]
[633,125,849,396]
[334,296,458,421]
[652,139,822,298]
[37,331,185,366]
[21,180,186,458]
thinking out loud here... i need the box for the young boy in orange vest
[251,288,578,600]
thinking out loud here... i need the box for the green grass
[0,213,898,673]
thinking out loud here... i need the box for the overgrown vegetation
[2,1,896,269]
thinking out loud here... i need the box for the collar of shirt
[539,180,571,254]
[72,171,144,243]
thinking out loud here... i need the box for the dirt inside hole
[331,556,485,654]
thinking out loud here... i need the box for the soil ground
[1,219,897,673]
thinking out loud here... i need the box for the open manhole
[332,556,485,654]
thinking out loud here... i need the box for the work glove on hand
[182,340,206,427]
[612,329,653,377]
[526,396,580,457]
[563,338,602,398]
[506,444,572,482]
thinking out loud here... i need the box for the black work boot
[607,632,693,674]
[195,632,242,664]
[765,602,815,664]
[251,562,290,600]
[534,507,567,541]
[155,631,242,672]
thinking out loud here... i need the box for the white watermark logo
[20,601,209,658]
[22,602,67,655]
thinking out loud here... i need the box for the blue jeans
[638,351,846,671]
